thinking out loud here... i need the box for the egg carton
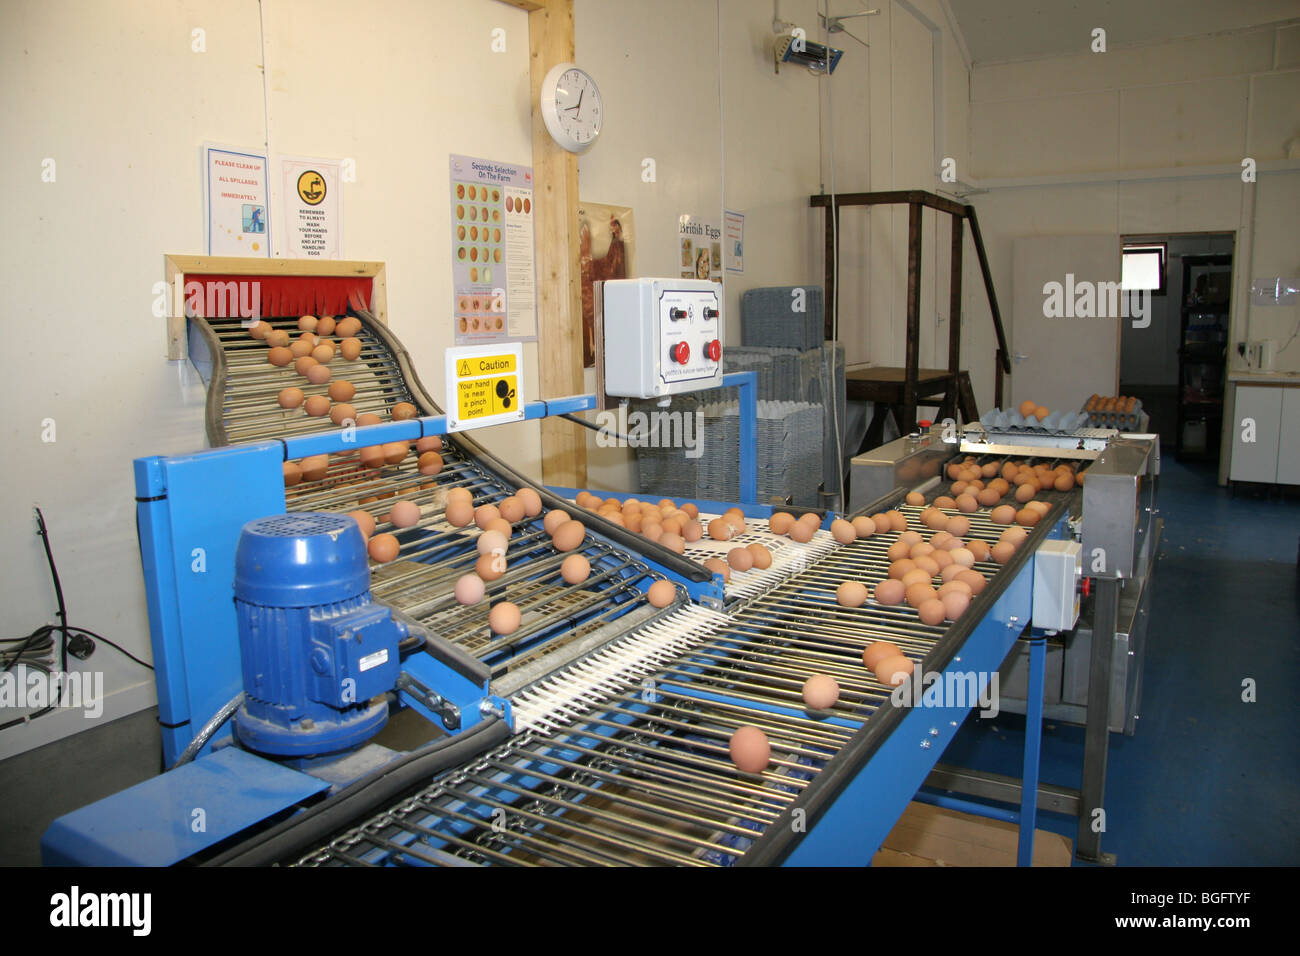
[980,408,1091,434]
[741,285,825,351]
[1081,399,1146,432]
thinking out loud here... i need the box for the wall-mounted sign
[204,143,270,257]
[279,155,342,259]
[445,342,525,433]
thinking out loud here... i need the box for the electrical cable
[822,1,847,508]
[33,508,68,673]
[560,411,631,444]
[171,692,244,769]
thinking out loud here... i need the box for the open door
[1011,235,1122,413]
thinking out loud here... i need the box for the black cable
[559,411,632,444]
[33,508,68,673]
[61,626,154,672]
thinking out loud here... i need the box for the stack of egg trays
[979,407,1091,434]
[817,342,846,488]
[629,394,701,499]
[721,347,778,399]
[697,399,741,501]
[740,286,824,351]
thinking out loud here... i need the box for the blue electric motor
[232,512,406,757]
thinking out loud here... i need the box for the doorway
[1119,233,1234,461]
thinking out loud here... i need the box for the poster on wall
[449,154,538,344]
[724,210,744,273]
[678,215,722,285]
[278,156,342,259]
[204,143,270,257]
[577,201,635,367]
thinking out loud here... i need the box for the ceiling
[945,0,1300,64]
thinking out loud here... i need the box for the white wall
[962,22,1300,419]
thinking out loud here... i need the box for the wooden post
[903,202,923,433]
[523,0,586,487]
[823,199,838,339]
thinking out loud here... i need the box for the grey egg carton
[980,408,1092,434]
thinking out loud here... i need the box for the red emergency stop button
[706,339,722,361]
[670,342,690,365]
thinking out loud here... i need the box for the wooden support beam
[526,0,586,487]
[947,215,963,403]
[824,202,839,339]
[810,189,969,218]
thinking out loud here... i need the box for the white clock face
[542,64,602,153]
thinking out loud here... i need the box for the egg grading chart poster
[204,144,270,257]
[449,154,538,343]
[678,214,722,285]
[278,156,342,259]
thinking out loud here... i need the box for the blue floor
[937,456,1299,865]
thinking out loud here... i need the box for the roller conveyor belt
[189,313,1079,867]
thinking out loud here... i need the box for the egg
[914,556,940,577]
[886,511,907,532]
[724,510,748,534]
[990,505,1017,524]
[682,520,704,542]
[1034,406,1049,421]
[282,461,302,486]
[267,346,293,366]
[417,451,443,476]
[707,518,734,541]
[475,530,508,559]
[552,520,585,552]
[836,581,868,607]
[1015,507,1041,527]
[831,519,856,544]
[956,569,987,594]
[727,547,754,572]
[358,445,385,469]
[905,583,938,608]
[336,317,362,337]
[357,412,383,427]
[470,504,499,530]
[967,540,992,562]
[515,487,543,517]
[950,547,976,568]
[475,552,506,581]
[703,557,731,583]
[298,315,318,332]
[901,569,931,589]
[325,381,355,403]
[340,337,363,360]
[344,510,376,540]
[1026,500,1051,516]
[489,602,522,635]
[919,598,947,626]
[266,330,290,348]
[951,480,968,495]
[747,544,772,569]
[909,541,934,559]
[661,516,684,536]
[905,491,925,506]
[789,521,815,543]
[932,549,954,570]
[728,726,771,774]
[991,541,1016,563]
[543,509,571,534]
[851,516,877,538]
[874,655,914,686]
[647,579,676,608]
[888,559,916,580]
[999,527,1028,547]
[940,590,971,621]
[306,364,331,385]
[659,532,686,554]
[955,494,978,513]
[938,579,972,598]
[330,403,357,426]
[941,536,965,552]
[862,640,902,669]
[368,533,400,563]
[249,321,270,339]
[278,387,304,409]
[294,355,318,377]
[1014,483,1037,504]
[640,524,662,542]
[382,441,409,465]
[288,340,313,359]
[899,530,923,546]
[887,540,911,561]
[385,500,419,529]
[391,402,417,420]
[977,487,1002,507]
[874,579,906,605]
[1018,399,1038,418]
[802,674,840,710]
[945,515,971,538]
[299,455,329,481]
[311,344,334,364]
[315,316,336,336]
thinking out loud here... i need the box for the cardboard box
[873,801,1073,867]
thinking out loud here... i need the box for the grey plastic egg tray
[979,408,1091,434]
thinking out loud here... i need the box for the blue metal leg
[722,371,759,505]
[1018,634,1047,866]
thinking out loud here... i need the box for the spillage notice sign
[445,343,525,433]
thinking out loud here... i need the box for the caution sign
[445,343,525,433]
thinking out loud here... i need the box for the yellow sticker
[457,374,518,421]
[456,353,517,378]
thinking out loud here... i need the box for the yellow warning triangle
[458,360,473,376]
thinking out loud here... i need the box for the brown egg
[941,590,971,621]
[298,315,318,332]
[278,387,304,409]
[682,520,704,542]
[946,463,963,479]
[863,641,902,669]
[883,540,907,561]
[661,516,684,536]
[336,337,361,361]
[724,511,748,534]
[560,553,591,584]
[368,533,400,563]
[990,505,1017,524]
[299,455,329,481]
[1000,526,1029,547]
[905,491,926,506]
[489,602,522,635]
[852,516,877,538]
[382,441,409,465]
[453,572,485,605]
[294,355,318,377]
[919,598,947,626]
[933,496,956,510]
[417,451,443,476]
[311,344,334,364]
[967,540,992,562]
[313,316,335,336]
[874,655,914,687]
[886,511,907,532]
[945,515,970,538]
[914,556,940,577]
[932,549,954,570]
[389,500,421,528]
[659,532,685,554]
[336,317,362,337]
[901,569,931,589]
[950,548,976,568]
[249,321,270,339]
[472,504,500,529]
[282,461,302,486]
[356,412,383,427]
[391,402,417,420]
[326,381,355,403]
[870,513,892,531]
[951,480,968,496]
[909,541,935,559]
[1034,406,1049,421]
[977,487,1002,507]
[1018,399,1038,418]
[268,346,293,366]
[305,364,331,385]
[490,496,520,523]
[906,583,938,608]
[266,329,290,348]
[358,445,385,469]
[956,569,987,594]
[990,478,1011,496]
[1015,507,1041,527]
[802,674,840,710]
[728,547,754,572]
[552,520,585,552]
[747,543,772,569]
[836,581,868,607]
[707,518,734,541]
[289,339,313,359]
[831,519,857,544]
[955,494,978,513]
[873,578,907,607]
[921,508,947,530]
[888,559,917,580]
[329,403,356,426]
[445,499,474,527]
[647,579,676,608]
[475,552,506,581]
[991,541,1016,563]
[938,578,972,598]
[1026,500,1051,516]
[703,557,731,583]
[729,726,771,774]
[543,509,571,534]
[514,487,542,517]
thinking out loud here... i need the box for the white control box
[600,278,723,399]
[1032,539,1083,632]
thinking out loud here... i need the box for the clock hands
[563,87,585,119]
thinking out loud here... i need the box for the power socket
[68,633,95,660]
